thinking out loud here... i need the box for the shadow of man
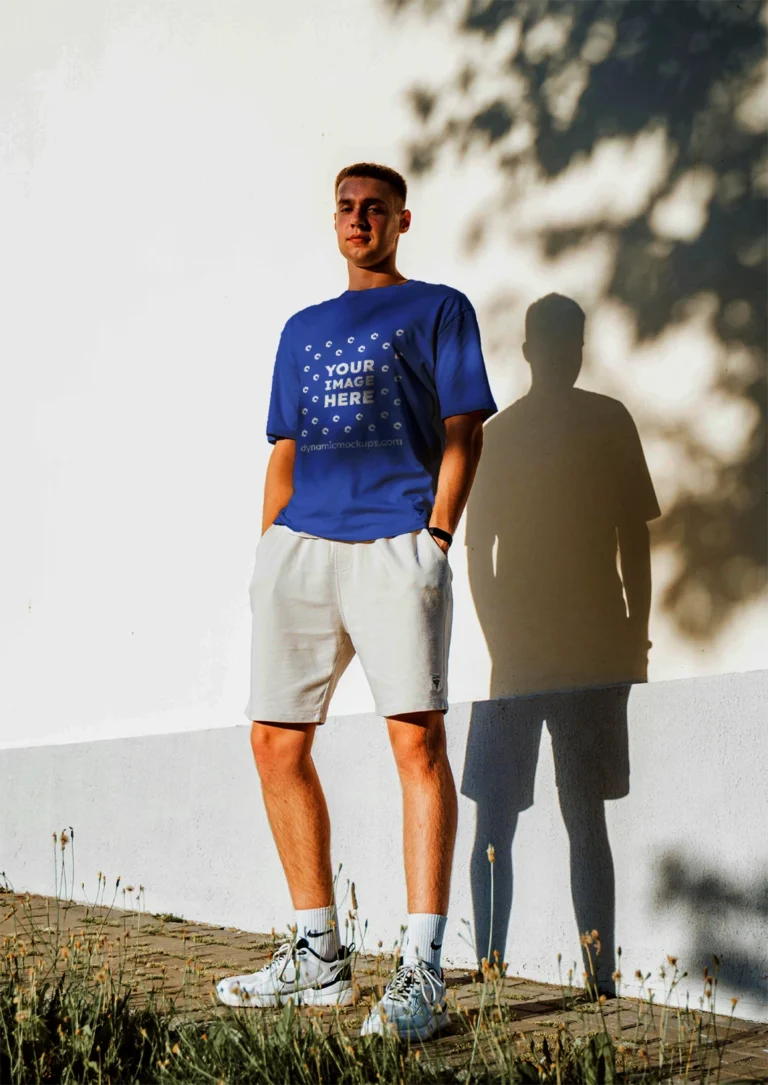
[462,294,661,993]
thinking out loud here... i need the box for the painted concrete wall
[2,1,766,749]
[2,671,767,1022]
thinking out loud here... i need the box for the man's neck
[346,260,408,292]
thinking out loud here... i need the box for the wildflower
[60,831,70,849]
[140,1028,147,1039]
[612,971,622,982]
[635,970,644,980]
[351,882,358,910]
[126,885,135,893]
[667,955,678,967]
[59,947,69,960]
[713,954,720,968]
[171,1043,180,1055]
[486,843,495,864]
[599,994,607,1004]
[15,1010,30,1022]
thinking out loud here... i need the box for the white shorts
[245,525,453,723]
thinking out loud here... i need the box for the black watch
[428,526,453,548]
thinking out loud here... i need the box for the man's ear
[399,208,411,234]
[333,211,337,229]
[522,340,532,365]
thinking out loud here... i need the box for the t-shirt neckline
[341,279,419,298]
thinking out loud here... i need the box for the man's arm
[429,411,487,551]
[617,518,652,677]
[262,438,296,535]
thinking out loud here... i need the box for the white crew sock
[295,905,340,960]
[402,913,447,972]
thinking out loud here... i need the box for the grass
[0,834,745,1084]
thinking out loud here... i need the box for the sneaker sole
[360,1008,450,1041]
[217,978,354,1009]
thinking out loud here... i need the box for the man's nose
[351,210,370,230]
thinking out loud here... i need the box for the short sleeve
[435,302,498,421]
[266,321,299,444]
[614,406,661,523]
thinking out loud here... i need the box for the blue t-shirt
[266,279,497,541]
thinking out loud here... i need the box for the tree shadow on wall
[460,293,660,990]
[657,854,768,1007]
[388,0,767,643]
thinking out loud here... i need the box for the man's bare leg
[216,721,349,1007]
[387,710,458,915]
[250,721,334,909]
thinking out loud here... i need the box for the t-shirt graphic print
[266,279,497,541]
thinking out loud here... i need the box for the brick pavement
[2,893,767,1082]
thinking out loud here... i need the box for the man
[216,163,497,1039]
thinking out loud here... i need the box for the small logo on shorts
[431,673,441,690]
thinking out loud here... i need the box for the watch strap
[428,526,453,548]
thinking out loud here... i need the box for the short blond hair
[335,162,407,205]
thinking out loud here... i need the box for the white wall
[2,671,766,1022]
[2,1,766,749]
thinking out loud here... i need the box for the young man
[217,163,497,1039]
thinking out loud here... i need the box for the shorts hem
[375,700,449,718]
[244,706,327,725]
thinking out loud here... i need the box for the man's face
[334,176,410,267]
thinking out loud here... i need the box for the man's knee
[250,721,313,779]
[389,711,448,777]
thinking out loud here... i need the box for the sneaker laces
[259,941,294,976]
[259,938,351,974]
[385,962,442,1005]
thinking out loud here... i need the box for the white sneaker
[216,938,354,1008]
[360,961,449,1040]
